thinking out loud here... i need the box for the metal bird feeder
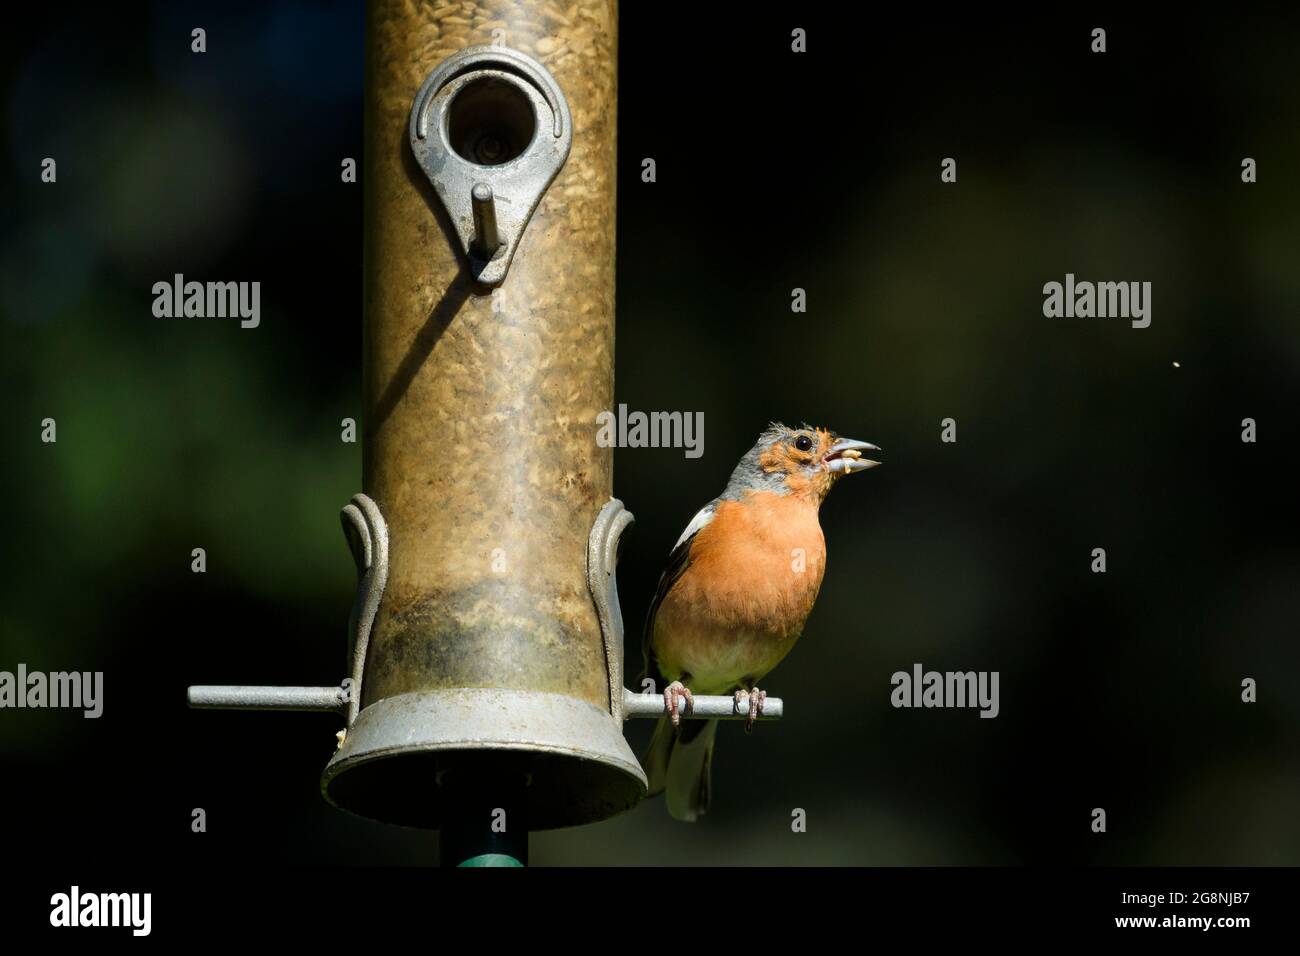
[187,0,780,864]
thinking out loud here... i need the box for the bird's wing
[672,502,717,551]
[640,501,718,689]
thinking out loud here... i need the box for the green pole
[440,763,528,867]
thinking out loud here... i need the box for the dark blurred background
[2,4,1297,866]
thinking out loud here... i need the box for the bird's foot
[737,687,767,734]
[663,680,694,727]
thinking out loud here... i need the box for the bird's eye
[794,435,813,452]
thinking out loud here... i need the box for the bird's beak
[825,438,881,475]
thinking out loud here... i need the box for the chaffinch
[641,422,880,821]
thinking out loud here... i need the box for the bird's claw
[664,680,694,727]
[737,687,766,733]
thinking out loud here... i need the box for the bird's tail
[644,716,718,822]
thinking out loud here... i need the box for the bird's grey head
[720,422,881,502]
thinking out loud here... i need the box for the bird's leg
[663,680,694,727]
[736,686,767,734]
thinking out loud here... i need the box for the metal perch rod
[186,685,782,721]
[621,689,784,720]
[187,685,347,712]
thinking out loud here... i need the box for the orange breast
[652,492,826,694]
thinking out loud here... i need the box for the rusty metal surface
[187,2,642,832]
[360,0,619,711]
